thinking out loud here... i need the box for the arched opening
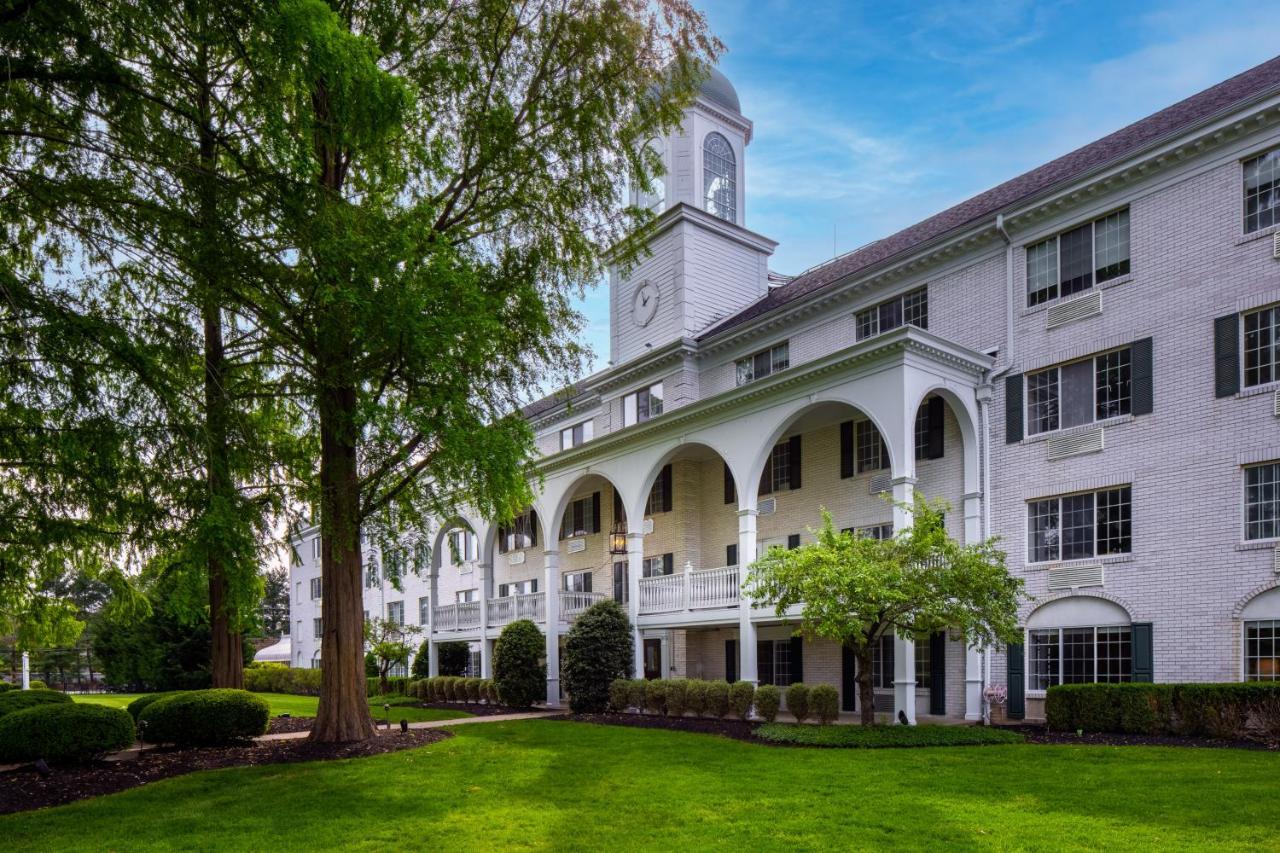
[1241,587,1280,681]
[542,472,627,618]
[703,131,736,222]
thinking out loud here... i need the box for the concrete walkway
[256,710,560,743]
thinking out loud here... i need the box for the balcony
[431,590,611,633]
[637,565,740,615]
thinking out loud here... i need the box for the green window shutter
[723,462,735,504]
[1130,337,1154,415]
[788,435,802,490]
[841,645,857,712]
[790,636,804,684]
[786,533,800,549]
[1131,622,1154,683]
[839,421,854,478]
[1214,314,1240,398]
[725,640,738,683]
[661,464,673,513]
[529,510,538,547]
[1006,639,1025,719]
[926,396,945,459]
[929,631,946,716]
[1005,374,1023,444]
[591,492,601,535]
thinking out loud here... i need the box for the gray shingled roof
[699,53,1280,340]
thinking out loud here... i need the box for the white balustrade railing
[432,604,457,632]
[559,590,607,620]
[638,573,684,614]
[689,565,740,609]
[487,592,546,628]
[456,600,481,630]
[432,602,481,632]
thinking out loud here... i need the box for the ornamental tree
[493,619,546,708]
[563,599,634,713]
[746,496,1023,725]
[364,617,421,695]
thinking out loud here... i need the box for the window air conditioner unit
[1046,426,1104,461]
[758,497,777,515]
[1274,545,1280,574]
[1273,389,1280,418]
[1047,563,1104,591]
[868,472,892,495]
[1273,231,1280,259]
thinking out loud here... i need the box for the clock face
[632,281,660,327]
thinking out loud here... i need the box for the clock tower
[609,67,777,367]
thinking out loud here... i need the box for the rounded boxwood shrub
[493,619,546,708]
[608,678,632,712]
[0,703,135,764]
[126,691,185,722]
[785,683,811,723]
[138,689,270,747]
[563,599,634,713]
[411,639,431,679]
[704,680,730,718]
[755,683,781,723]
[644,679,669,715]
[685,679,708,717]
[28,680,48,690]
[665,679,689,717]
[626,678,648,712]
[728,681,755,720]
[810,684,839,724]
[0,683,14,693]
[0,687,72,718]
[464,677,482,703]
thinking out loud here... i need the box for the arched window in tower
[636,137,666,212]
[703,132,736,222]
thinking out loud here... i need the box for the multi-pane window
[418,596,430,625]
[312,617,323,639]
[755,640,793,687]
[448,528,478,564]
[563,570,592,593]
[855,287,928,341]
[456,589,476,603]
[871,634,894,689]
[364,564,379,588]
[309,577,322,600]
[914,405,930,460]
[642,554,674,577]
[1244,305,1279,388]
[1026,208,1130,306]
[1244,147,1280,234]
[498,509,537,554]
[561,494,599,538]
[387,601,404,626]
[497,579,537,597]
[703,132,737,222]
[560,420,594,450]
[1245,463,1280,541]
[1027,486,1131,563]
[855,420,889,473]
[1025,347,1132,435]
[312,537,320,560]
[759,439,800,494]
[623,382,664,426]
[735,342,790,386]
[914,637,930,684]
[851,523,893,540]
[646,465,673,514]
[1245,620,1280,681]
[1027,626,1131,691]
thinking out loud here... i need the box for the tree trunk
[196,45,243,690]
[857,647,876,726]
[310,383,374,742]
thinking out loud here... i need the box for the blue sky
[570,0,1278,372]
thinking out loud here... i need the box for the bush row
[0,703,135,764]
[1046,682,1280,740]
[367,676,415,697]
[0,680,47,693]
[137,689,270,747]
[605,679,841,724]
[755,723,1024,748]
[245,662,322,696]
[407,676,499,705]
[0,687,72,718]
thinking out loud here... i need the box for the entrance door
[643,638,662,680]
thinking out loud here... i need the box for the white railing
[432,602,482,632]
[638,565,741,615]
[638,573,684,614]
[487,592,546,628]
[559,590,607,620]
[432,604,457,632]
[456,601,481,630]
[689,565,740,609]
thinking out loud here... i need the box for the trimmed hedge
[785,683,811,723]
[1045,682,1280,740]
[756,723,1025,748]
[126,691,185,722]
[0,703,136,764]
[0,687,72,718]
[728,681,755,720]
[137,689,270,746]
[644,679,669,715]
[28,680,48,690]
[244,663,321,696]
[409,676,496,704]
[665,679,689,717]
[704,680,730,718]
[494,620,545,708]
[0,683,14,692]
[563,600,634,713]
[367,675,413,697]
[810,684,839,724]
[755,684,781,723]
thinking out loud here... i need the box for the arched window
[311,651,322,670]
[635,137,665,212]
[1242,587,1280,681]
[703,132,736,222]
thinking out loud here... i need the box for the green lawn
[73,692,470,723]
[6,719,1279,851]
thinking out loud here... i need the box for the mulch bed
[549,712,759,742]
[267,716,315,735]
[0,728,451,816]
[1003,724,1277,751]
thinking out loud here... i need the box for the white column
[544,548,561,707]
[965,643,984,721]
[478,563,492,678]
[21,651,30,690]
[963,491,982,545]
[891,475,917,724]
[737,507,758,685]
[427,566,439,677]
[627,528,644,678]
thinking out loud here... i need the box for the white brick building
[292,58,1280,721]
